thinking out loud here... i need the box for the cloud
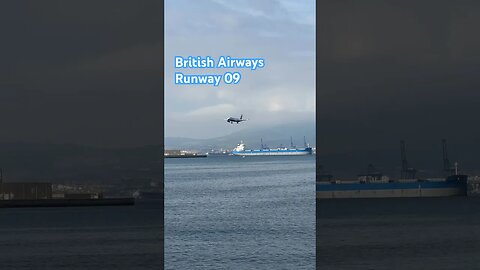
[184,104,237,117]
[164,0,315,138]
[210,0,315,25]
[210,0,273,19]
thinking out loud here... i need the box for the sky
[317,1,480,176]
[3,0,479,173]
[0,1,162,147]
[165,0,316,139]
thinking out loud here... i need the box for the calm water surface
[317,197,480,270]
[0,205,162,269]
[165,155,315,270]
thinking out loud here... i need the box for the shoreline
[0,198,135,208]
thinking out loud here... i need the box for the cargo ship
[317,140,468,199]
[232,137,313,156]
[316,174,468,199]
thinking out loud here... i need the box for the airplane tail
[240,114,243,120]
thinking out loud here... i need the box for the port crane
[442,139,456,176]
[400,140,417,179]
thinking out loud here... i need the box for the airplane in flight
[226,114,247,124]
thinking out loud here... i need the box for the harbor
[165,137,316,158]
[0,197,134,208]
[0,170,136,208]
[164,150,207,158]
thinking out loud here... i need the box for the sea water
[317,197,480,269]
[0,205,162,269]
[165,155,315,270]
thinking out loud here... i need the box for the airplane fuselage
[227,118,244,124]
[226,115,246,124]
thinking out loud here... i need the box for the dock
[0,198,135,208]
[164,150,207,158]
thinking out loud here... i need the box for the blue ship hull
[317,175,467,199]
[232,147,312,156]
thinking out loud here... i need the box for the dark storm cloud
[0,1,162,147]
[317,1,480,176]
